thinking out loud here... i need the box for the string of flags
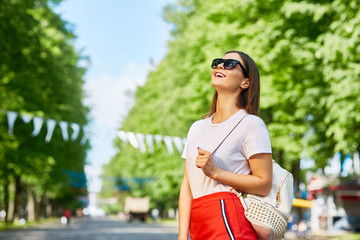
[3,109,89,145]
[62,169,156,191]
[101,176,157,191]
[117,130,186,155]
[62,169,88,189]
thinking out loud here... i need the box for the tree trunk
[27,186,35,221]
[19,182,28,221]
[11,175,22,222]
[35,194,42,220]
[7,199,14,223]
[45,195,51,218]
[39,194,45,219]
[50,199,58,217]
[278,150,284,167]
[3,175,9,223]
[291,159,301,198]
[339,151,345,176]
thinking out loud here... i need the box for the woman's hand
[196,147,218,178]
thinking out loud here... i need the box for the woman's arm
[178,164,192,240]
[196,148,272,196]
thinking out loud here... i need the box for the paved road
[0,217,179,240]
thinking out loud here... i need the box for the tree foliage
[102,0,360,210]
[0,0,89,222]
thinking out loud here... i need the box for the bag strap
[212,113,248,207]
[211,114,248,155]
[275,170,291,207]
[230,188,248,210]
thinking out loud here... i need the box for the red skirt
[190,192,257,240]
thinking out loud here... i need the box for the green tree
[0,0,89,222]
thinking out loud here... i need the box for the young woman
[178,51,273,240]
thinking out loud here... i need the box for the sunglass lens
[211,59,223,69]
[224,60,237,70]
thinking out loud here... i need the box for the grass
[158,218,178,226]
[0,217,59,231]
[314,232,360,240]
[335,233,360,240]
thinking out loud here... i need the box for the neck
[212,93,241,124]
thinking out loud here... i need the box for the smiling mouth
[215,72,225,78]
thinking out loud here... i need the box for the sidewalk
[284,230,360,240]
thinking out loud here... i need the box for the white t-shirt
[182,109,272,199]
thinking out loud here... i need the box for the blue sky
[54,0,173,191]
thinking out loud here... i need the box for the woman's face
[211,52,249,93]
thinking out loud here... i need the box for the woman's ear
[240,78,250,89]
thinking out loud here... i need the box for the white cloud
[84,62,150,129]
[83,62,151,166]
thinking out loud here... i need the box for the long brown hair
[203,50,260,118]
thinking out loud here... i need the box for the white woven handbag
[231,161,294,240]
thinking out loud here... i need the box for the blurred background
[0,0,359,239]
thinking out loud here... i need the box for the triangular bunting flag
[31,117,44,137]
[80,126,90,145]
[7,111,18,135]
[45,119,57,143]
[136,133,146,153]
[70,123,80,141]
[146,134,154,154]
[163,136,174,154]
[117,130,128,143]
[127,132,139,149]
[59,121,69,141]
[154,134,163,147]
[21,113,32,123]
[172,136,184,154]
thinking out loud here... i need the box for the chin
[211,77,226,86]
[211,83,226,93]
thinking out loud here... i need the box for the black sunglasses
[211,58,249,78]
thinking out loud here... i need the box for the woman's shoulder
[185,117,209,136]
[243,114,267,127]
[190,117,209,129]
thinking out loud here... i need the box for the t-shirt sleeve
[241,116,272,159]
[181,140,187,159]
[181,120,200,159]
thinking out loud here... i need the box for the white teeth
[216,73,225,78]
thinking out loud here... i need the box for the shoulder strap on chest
[211,114,248,154]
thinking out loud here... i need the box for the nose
[216,62,224,69]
